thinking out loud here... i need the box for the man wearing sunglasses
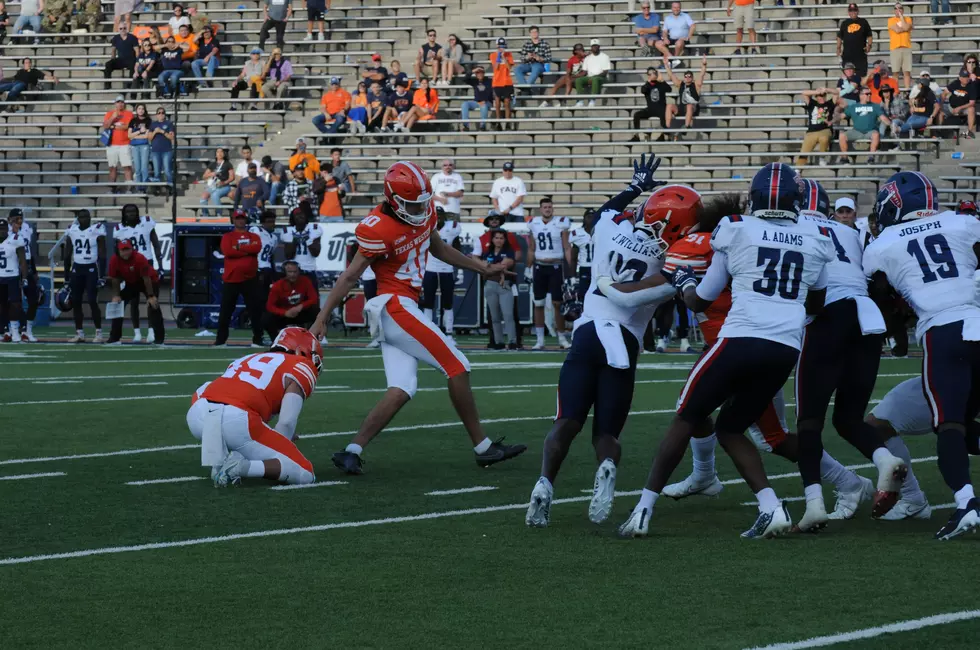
[837,87,889,164]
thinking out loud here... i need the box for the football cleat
[366,339,380,349]
[332,451,364,475]
[525,478,553,528]
[92,331,104,344]
[558,334,571,350]
[1,333,11,343]
[656,336,669,353]
[588,459,617,524]
[879,498,932,521]
[617,505,651,538]
[147,329,156,344]
[22,332,36,343]
[793,497,829,533]
[741,502,792,539]
[662,473,724,499]
[828,475,874,520]
[678,338,692,353]
[935,499,980,540]
[476,437,527,467]
[68,334,85,343]
[133,329,142,343]
[871,456,908,518]
[213,451,248,487]
[532,340,545,351]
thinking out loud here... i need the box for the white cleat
[741,502,792,539]
[23,332,37,343]
[588,459,617,524]
[558,335,571,350]
[879,498,932,521]
[656,336,669,353]
[132,329,142,343]
[678,338,691,353]
[828,475,874,520]
[92,332,104,344]
[366,339,380,349]
[532,340,545,351]
[872,455,908,518]
[525,478,553,528]
[617,505,651,538]
[794,497,829,533]
[69,334,85,343]
[661,473,724,499]
[213,451,249,488]
[146,329,155,344]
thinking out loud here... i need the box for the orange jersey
[201,352,319,422]
[355,202,438,300]
[663,233,733,346]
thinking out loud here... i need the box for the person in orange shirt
[887,3,913,90]
[316,165,344,222]
[173,23,198,62]
[288,137,321,182]
[401,77,439,130]
[491,37,515,130]
[102,95,134,191]
[864,60,899,104]
[726,0,758,55]
[313,76,352,136]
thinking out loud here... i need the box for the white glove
[523,266,534,282]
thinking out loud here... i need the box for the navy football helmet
[871,171,941,234]
[747,163,804,221]
[799,178,830,219]
[55,285,73,313]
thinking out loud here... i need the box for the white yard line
[31,380,83,385]
[0,444,200,467]
[121,382,169,387]
[490,390,532,394]
[744,609,980,650]
[268,481,348,491]
[0,471,66,481]
[426,486,498,496]
[1,394,188,406]
[125,476,207,486]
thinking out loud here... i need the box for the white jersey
[489,175,527,217]
[66,221,106,265]
[568,227,593,270]
[114,215,158,264]
[250,225,280,270]
[801,214,870,304]
[430,171,465,215]
[528,216,570,263]
[703,214,835,350]
[0,233,25,278]
[14,221,34,262]
[581,209,666,341]
[863,210,980,343]
[282,223,323,272]
[425,220,462,273]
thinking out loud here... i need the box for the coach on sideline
[215,209,264,348]
[262,260,319,339]
[106,240,165,345]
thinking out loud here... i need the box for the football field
[1,339,978,649]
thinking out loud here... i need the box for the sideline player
[187,327,321,486]
[64,209,106,344]
[0,218,28,342]
[251,209,282,311]
[527,196,572,349]
[613,163,835,539]
[310,161,527,474]
[864,171,980,539]
[526,156,682,528]
[8,209,39,342]
[567,208,595,301]
[282,203,323,289]
[420,206,462,337]
[113,204,162,343]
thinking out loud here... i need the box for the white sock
[537,476,553,492]
[346,443,364,457]
[10,323,19,337]
[885,436,924,501]
[954,484,976,510]
[76,329,84,336]
[246,460,266,478]
[756,487,780,513]
[820,451,863,493]
[26,321,33,334]
[95,328,102,337]
[474,438,493,454]
[638,488,659,512]
[872,447,896,467]
[535,326,545,341]
[804,483,823,503]
[443,310,454,333]
[690,434,717,479]
[423,307,434,322]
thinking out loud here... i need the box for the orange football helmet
[383,161,433,227]
[272,326,324,372]
[637,185,703,252]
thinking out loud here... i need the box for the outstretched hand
[309,319,326,340]
[671,265,699,292]
[629,153,665,193]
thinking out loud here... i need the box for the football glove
[629,153,666,193]
[671,265,699,292]
[563,276,577,295]
[523,266,534,283]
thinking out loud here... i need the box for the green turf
[1,335,977,649]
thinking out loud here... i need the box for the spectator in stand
[262,48,293,110]
[149,106,175,194]
[656,2,695,68]
[964,53,979,86]
[838,87,890,164]
[489,161,526,220]
[234,145,257,181]
[215,210,264,347]
[415,28,442,80]
[460,66,492,131]
[73,0,102,35]
[490,38,516,131]
[904,76,940,136]
[348,81,369,134]
[104,23,139,89]
[146,27,164,53]
[575,39,611,106]
[663,54,707,137]
[796,86,839,167]
[283,165,314,212]
[384,59,408,98]
[633,1,660,57]
[199,146,235,216]
[727,0,758,56]
[362,53,388,87]
[113,0,135,33]
[942,69,976,138]
[329,147,355,192]
[432,159,465,220]
[403,76,439,130]
[878,84,909,138]
[157,35,183,97]
[888,3,913,91]
[168,4,190,34]
[439,34,466,86]
[382,77,412,132]
[315,165,344,222]
[514,25,553,88]
[131,39,158,99]
[542,43,585,107]
[231,47,265,110]
[0,57,57,109]
[304,0,328,42]
[191,25,220,87]
[0,3,10,47]
[103,95,134,193]
[837,62,862,106]
[233,162,270,214]
[288,137,320,181]
[313,76,351,138]
[128,103,152,192]
[630,67,675,142]
[365,81,385,132]
[481,229,517,349]
[263,260,318,338]
[260,154,287,205]
[259,0,291,52]
[12,0,42,38]
[931,0,952,25]
[45,0,72,37]
[106,240,164,345]
[910,70,942,101]
[837,4,872,77]
[174,23,198,74]
[864,60,899,104]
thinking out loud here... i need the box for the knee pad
[533,298,547,307]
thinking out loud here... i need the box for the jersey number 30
[221,354,285,390]
[907,234,958,283]
[753,247,803,300]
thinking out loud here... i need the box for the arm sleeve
[596,185,643,217]
[695,251,730,301]
[273,391,304,441]
[597,278,677,308]
[355,222,389,258]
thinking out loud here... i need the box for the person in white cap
[909,70,941,101]
[656,2,696,68]
[833,197,857,228]
[575,39,611,107]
